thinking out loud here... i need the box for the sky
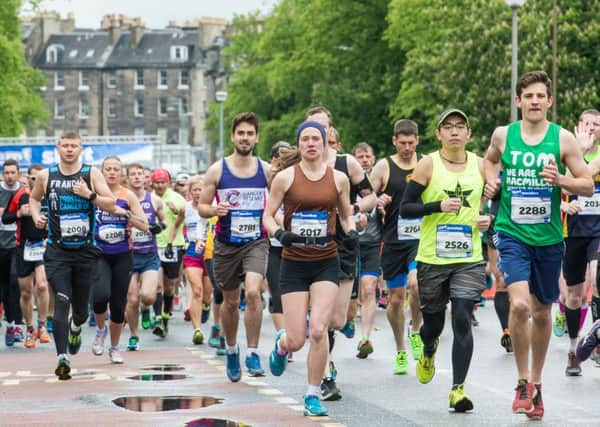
[23,0,280,28]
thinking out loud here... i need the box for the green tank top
[416,151,483,265]
[584,147,600,163]
[495,121,564,246]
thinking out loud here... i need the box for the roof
[34,32,113,68]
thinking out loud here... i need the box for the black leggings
[206,259,223,305]
[45,245,99,355]
[0,249,22,324]
[93,252,132,324]
[266,246,283,314]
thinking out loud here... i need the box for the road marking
[16,370,31,376]
[206,359,222,366]
[0,372,11,378]
[258,388,283,396]
[288,405,304,411]
[275,397,297,404]
[2,379,20,385]
[244,380,268,386]
[215,366,226,372]
[93,374,111,381]
[321,423,346,427]
[307,416,329,421]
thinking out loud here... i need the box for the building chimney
[61,12,75,32]
[131,18,145,48]
[108,16,121,44]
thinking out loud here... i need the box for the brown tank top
[282,164,338,261]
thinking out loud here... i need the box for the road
[1,301,599,426]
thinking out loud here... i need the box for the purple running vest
[132,191,157,254]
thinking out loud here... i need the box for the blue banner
[0,143,153,169]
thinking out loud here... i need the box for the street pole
[216,91,227,160]
[510,6,519,122]
[552,0,558,122]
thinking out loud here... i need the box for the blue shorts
[495,232,564,304]
[386,261,417,289]
[132,252,161,273]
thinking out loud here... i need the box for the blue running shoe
[5,326,15,347]
[201,304,211,324]
[208,325,221,348]
[269,329,288,376]
[226,346,241,382]
[216,336,226,356]
[577,319,600,362]
[88,312,96,327]
[14,326,24,342]
[304,395,328,416]
[340,320,355,339]
[245,352,265,377]
[46,317,54,333]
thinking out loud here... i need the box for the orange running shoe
[24,329,36,348]
[38,325,51,344]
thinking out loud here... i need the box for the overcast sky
[24,0,280,28]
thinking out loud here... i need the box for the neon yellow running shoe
[416,338,438,384]
[409,331,424,360]
[449,383,474,412]
[393,350,408,375]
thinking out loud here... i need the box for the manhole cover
[127,374,187,381]
[113,396,223,412]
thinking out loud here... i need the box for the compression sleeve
[400,180,442,218]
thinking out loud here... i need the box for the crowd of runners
[1,70,600,419]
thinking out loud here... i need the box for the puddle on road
[127,374,187,381]
[112,396,223,412]
[185,419,249,427]
[141,364,185,372]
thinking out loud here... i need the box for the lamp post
[215,90,228,159]
[505,0,526,122]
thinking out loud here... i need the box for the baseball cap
[150,168,171,183]
[437,108,470,129]
[175,173,190,184]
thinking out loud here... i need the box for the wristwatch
[88,192,97,202]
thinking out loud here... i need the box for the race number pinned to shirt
[230,210,261,243]
[436,224,472,258]
[132,227,152,243]
[510,188,551,224]
[59,213,89,238]
[158,246,178,263]
[23,240,45,262]
[187,222,200,242]
[98,224,126,244]
[578,185,600,216]
[291,211,328,240]
[397,216,421,241]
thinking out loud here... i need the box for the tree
[0,0,47,136]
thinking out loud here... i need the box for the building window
[134,128,145,137]
[170,46,188,62]
[134,98,144,117]
[79,128,89,137]
[46,45,61,63]
[54,98,64,118]
[179,97,188,115]
[158,70,168,89]
[135,69,144,88]
[179,70,189,88]
[179,127,189,145]
[79,97,89,118]
[158,97,168,116]
[107,70,117,88]
[55,71,64,90]
[79,71,89,90]
[108,98,117,116]
[157,128,167,144]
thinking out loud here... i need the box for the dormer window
[46,44,63,64]
[170,46,188,62]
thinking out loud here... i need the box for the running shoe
[553,312,566,337]
[590,346,600,364]
[304,395,328,417]
[92,326,108,356]
[152,314,166,338]
[192,329,204,345]
[245,352,265,377]
[269,329,288,376]
[14,326,24,342]
[226,347,241,382]
[409,331,424,360]
[24,329,36,349]
[127,336,139,351]
[5,326,15,347]
[162,312,170,336]
[329,360,338,381]
[141,308,152,330]
[394,350,408,375]
[565,351,582,376]
[340,320,355,339]
[55,355,71,380]
[109,347,124,364]
[201,303,211,324]
[512,379,534,413]
[576,319,600,362]
[471,312,479,327]
[239,296,246,312]
[449,383,474,412]
[208,325,220,348]
[67,321,82,355]
[88,311,96,327]
[416,338,438,384]
[500,328,513,353]
[526,383,544,420]
[46,317,53,333]
[184,309,191,322]
[216,336,226,356]
[356,338,373,359]
[38,325,51,344]
[378,291,389,309]
[320,377,342,401]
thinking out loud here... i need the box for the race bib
[510,188,551,224]
[291,211,328,238]
[187,222,200,242]
[24,241,45,262]
[60,213,89,238]
[158,246,178,263]
[230,210,261,243]
[132,227,152,243]
[436,224,472,259]
[98,224,126,244]
[397,216,421,241]
[578,187,600,216]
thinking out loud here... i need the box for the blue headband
[296,121,327,146]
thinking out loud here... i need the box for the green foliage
[0,0,47,136]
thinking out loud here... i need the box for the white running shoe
[92,326,107,356]
[109,347,124,364]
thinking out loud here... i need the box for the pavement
[1,301,600,426]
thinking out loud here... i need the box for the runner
[151,168,186,338]
[265,120,356,417]
[91,156,148,363]
[204,214,226,355]
[198,112,271,381]
[484,71,593,419]
[401,108,491,412]
[2,164,50,348]
[370,120,424,373]
[29,131,127,380]
[125,163,167,351]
